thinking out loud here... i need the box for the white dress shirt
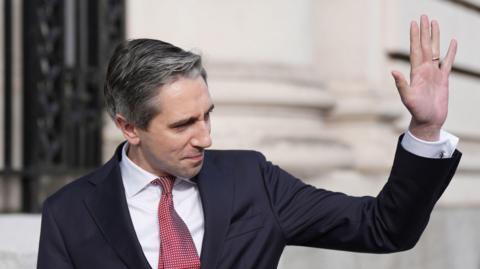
[119,130,458,268]
[120,144,204,269]
[401,130,459,158]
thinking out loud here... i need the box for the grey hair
[104,38,207,129]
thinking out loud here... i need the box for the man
[37,15,461,269]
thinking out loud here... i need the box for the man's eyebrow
[168,117,197,128]
[168,104,215,128]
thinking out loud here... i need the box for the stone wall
[119,0,480,202]
[0,215,41,269]
[1,0,479,268]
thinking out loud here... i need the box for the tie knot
[152,175,175,194]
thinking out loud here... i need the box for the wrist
[408,120,441,141]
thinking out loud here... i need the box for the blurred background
[0,0,479,268]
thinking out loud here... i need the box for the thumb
[391,70,409,96]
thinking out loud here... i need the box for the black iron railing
[1,0,125,212]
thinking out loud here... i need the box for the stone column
[107,0,356,181]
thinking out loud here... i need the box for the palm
[392,15,457,141]
[407,62,448,126]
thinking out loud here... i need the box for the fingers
[391,71,409,96]
[420,15,433,62]
[431,20,440,67]
[411,15,445,69]
[441,39,458,74]
[410,21,422,69]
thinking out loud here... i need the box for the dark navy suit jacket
[37,139,461,268]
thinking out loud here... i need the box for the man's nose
[191,121,212,149]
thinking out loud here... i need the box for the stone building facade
[1,0,480,268]
[120,1,480,268]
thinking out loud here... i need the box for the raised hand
[391,15,457,141]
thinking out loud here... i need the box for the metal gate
[1,0,125,212]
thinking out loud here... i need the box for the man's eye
[175,123,189,129]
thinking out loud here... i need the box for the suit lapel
[82,146,233,269]
[197,152,234,268]
[84,148,151,269]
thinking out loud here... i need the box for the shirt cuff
[401,130,459,159]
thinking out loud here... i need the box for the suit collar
[84,143,151,269]
[86,142,124,186]
[197,151,234,268]
[119,142,197,198]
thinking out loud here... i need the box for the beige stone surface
[0,215,40,269]
[385,0,480,71]
[127,0,315,66]
[311,0,387,85]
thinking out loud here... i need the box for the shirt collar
[119,143,196,198]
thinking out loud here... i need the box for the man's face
[128,76,213,178]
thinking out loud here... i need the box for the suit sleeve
[259,138,461,253]
[37,200,74,269]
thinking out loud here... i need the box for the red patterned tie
[152,176,201,269]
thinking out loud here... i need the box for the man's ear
[114,114,141,145]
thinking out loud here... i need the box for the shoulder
[205,149,267,164]
[43,158,117,210]
[202,150,272,181]
[44,143,124,209]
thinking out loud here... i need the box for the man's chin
[175,164,203,179]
